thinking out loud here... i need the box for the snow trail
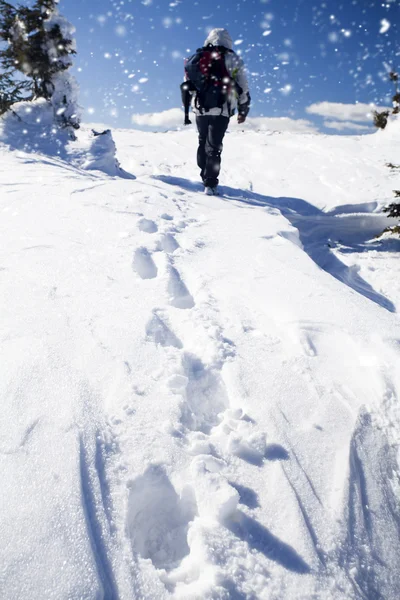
[1,124,400,599]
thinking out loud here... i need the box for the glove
[237,114,246,124]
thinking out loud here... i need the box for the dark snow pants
[196,115,230,188]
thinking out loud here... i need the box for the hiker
[180,28,251,196]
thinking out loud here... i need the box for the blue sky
[60,0,398,131]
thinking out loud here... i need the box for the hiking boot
[204,186,219,196]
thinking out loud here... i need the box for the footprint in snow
[138,218,158,234]
[212,408,267,467]
[160,233,180,253]
[146,311,183,349]
[178,352,229,434]
[299,330,318,357]
[127,465,196,570]
[167,266,194,309]
[133,247,158,279]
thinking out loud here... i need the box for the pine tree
[0,0,16,52]
[0,69,30,114]
[373,110,389,129]
[0,1,31,115]
[373,69,399,129]
[390,71,400,115]
[383,202,400,219]
[381,193,400,237]
[378,73,400,236]
[0,0,80,130]
[20,0,80,130]
[20,1,70,97]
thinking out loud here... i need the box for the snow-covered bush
[83,129,124,177]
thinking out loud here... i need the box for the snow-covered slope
[1,120,400,600]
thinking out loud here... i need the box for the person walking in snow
[181,28,251,196]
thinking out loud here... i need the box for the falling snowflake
[280,84,292,96]
[162,17,173,28]
[115,26,127,37]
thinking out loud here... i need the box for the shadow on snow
[224,511,311,574]
[0,111,135,180]
[154,175,397,314]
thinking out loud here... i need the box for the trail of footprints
[132,213,195,309]
[128,207,269,589]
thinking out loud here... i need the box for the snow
[379,19,391,34]
[1,115,400,599]
[82,129,126,177]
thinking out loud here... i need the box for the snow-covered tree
[0,0,80,131]
[0,2,31,114]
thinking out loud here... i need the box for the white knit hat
[204,28,233,50]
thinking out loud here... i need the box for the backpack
[184,45,233,113]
